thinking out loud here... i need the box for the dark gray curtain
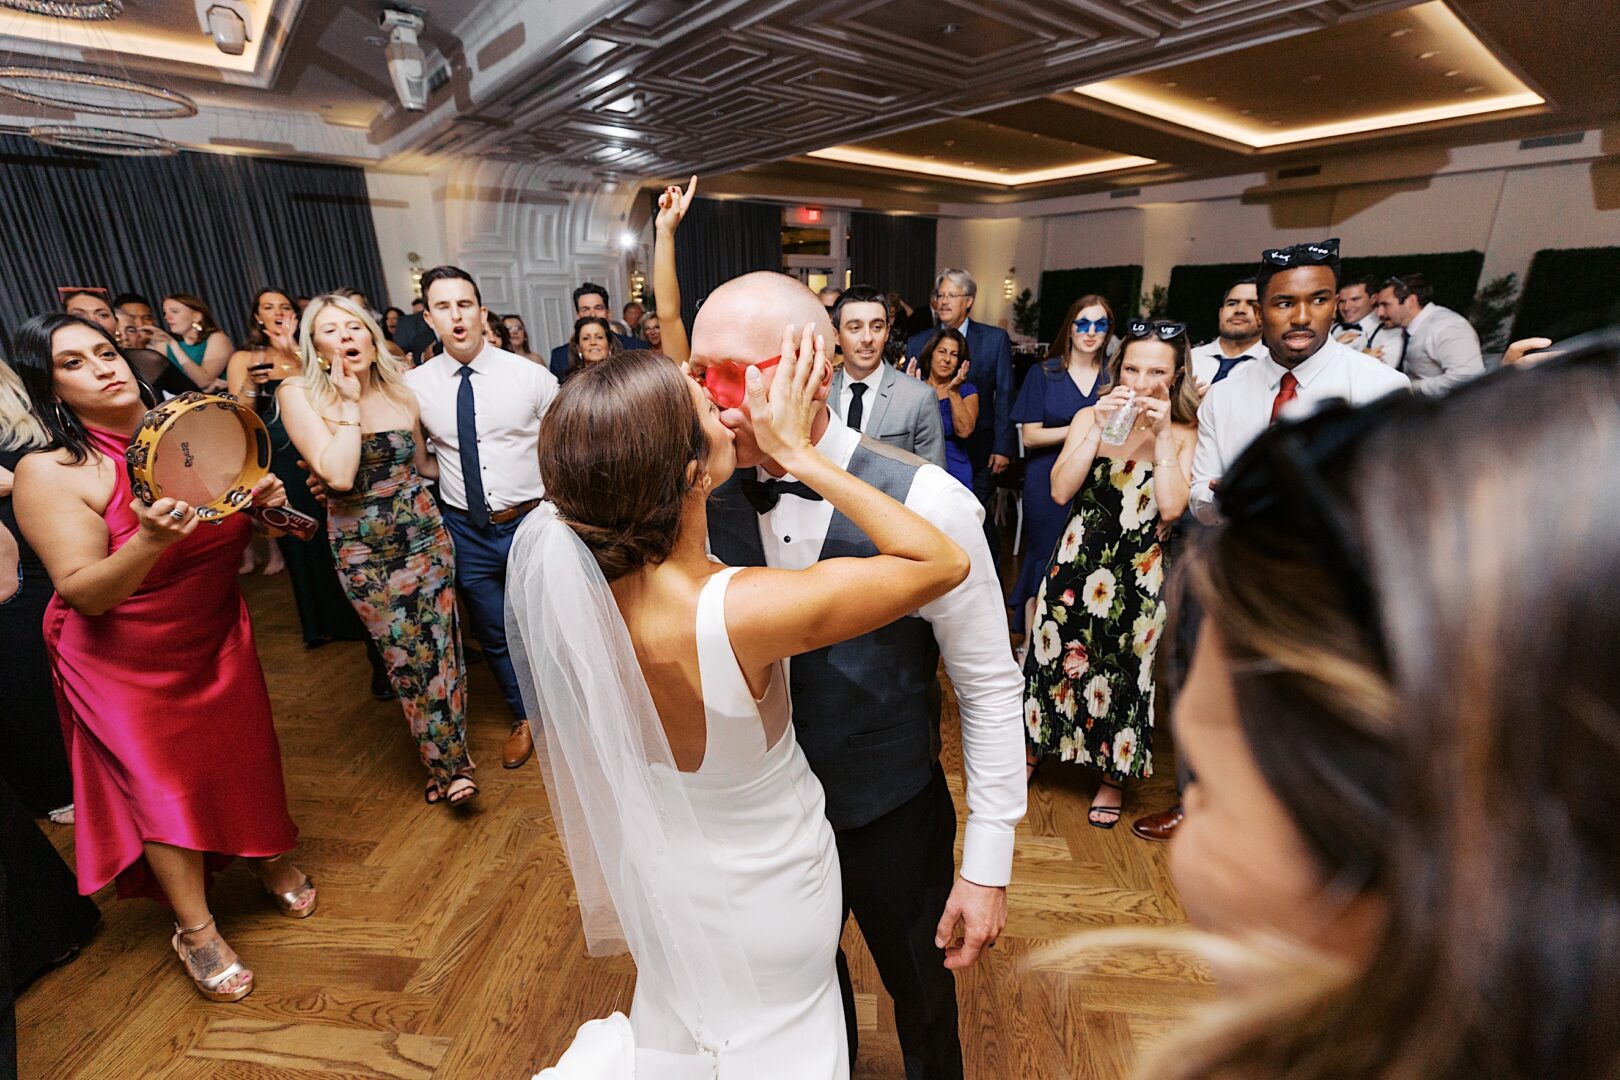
[669,196,781,329]
[849,211,937,311]
[0,135,388,349]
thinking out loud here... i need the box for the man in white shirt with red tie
[1190,238,1410,524]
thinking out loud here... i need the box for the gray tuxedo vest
[706,439,941,830]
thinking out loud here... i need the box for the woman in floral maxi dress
[1022,322,1200,827]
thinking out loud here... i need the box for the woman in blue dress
[916,327,977,489]
[1010,294,1112,638]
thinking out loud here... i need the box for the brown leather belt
[487,498,541,525]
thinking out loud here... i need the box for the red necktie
[1270,371,1299,424]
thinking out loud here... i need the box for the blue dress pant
[441,506,527,723]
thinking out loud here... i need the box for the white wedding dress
[628,568,847,1077]
[511,514,848,1080]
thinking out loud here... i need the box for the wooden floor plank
[18,572,1208,1078]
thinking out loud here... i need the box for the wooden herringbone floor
[20,572,1212,1079]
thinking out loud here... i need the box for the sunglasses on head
[1261,237,1341,269]
[1073,317,1111,335]
[1126,318,1186,342]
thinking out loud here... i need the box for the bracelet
[326,419,361,428]
[1154,458,1178,468]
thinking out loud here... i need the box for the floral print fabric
[327,430,471,791]
[1022,458,1167,781]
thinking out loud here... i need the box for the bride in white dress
[509,330,968,1078]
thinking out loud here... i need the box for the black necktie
[455,365,490,529]
[1212,354,1251,385]
[739,477,823,515]
[1398,329,1411,373]
[847,382,867,432]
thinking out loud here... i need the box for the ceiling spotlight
[1443,69,1461,77]
[195,1,250,56]
[1418,51,1439,59]
[938,22,959,35]
[1389,27,1413,37]
[618,230,638,250]
[380,8,428,112]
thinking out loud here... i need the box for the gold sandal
[172,916,253,1003]
[250,853,318,919]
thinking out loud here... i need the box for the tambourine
[126,392,319,541]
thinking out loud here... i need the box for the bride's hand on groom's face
[745,323,828,464]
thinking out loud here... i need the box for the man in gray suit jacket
[830,286,946,469]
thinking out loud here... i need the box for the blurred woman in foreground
[1123,333,1620,1079]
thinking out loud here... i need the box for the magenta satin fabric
[44,425,298,902]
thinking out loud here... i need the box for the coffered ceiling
[0,0,1611,209]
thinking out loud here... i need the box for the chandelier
[0,0,121,17]
[29,124,178,156]
[0,67,196,118]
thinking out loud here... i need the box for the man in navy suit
[548,281,648,379]
[905,269,1014,518]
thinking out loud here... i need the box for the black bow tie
[1335,322,1361,334]
[740,476,823,515]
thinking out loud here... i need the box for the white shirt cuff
[959,820,1016,888]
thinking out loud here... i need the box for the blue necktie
[1212,354,1252,384]
[455,365,490,529]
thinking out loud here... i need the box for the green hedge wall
[1037,265,1143,344]
[1511,247,1620,341]
[1166,251,1487,343]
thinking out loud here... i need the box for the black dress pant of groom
[707,440,966,1080]
[836,767,962,1079]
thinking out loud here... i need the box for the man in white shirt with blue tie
[406,266,559,768]
[1190,239,1410,524]
[1188,277,1263,390]
[1373,272,1485,396]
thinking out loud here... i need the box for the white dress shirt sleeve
[909,465,1027,886]
[1412,312,1484,396]
[1189,391,1226,524]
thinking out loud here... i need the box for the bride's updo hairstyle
[540,349,707,581]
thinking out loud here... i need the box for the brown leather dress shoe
[502,722,534,769]
[1131,804,1184,842]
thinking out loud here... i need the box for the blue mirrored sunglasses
[1073,317,1111,335]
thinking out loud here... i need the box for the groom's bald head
[689,272,835,370]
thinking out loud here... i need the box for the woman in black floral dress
[1022,321,1200,827]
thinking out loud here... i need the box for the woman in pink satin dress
[10,313,316,1004]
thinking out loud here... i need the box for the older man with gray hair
[905,269,1015,525]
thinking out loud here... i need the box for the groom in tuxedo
[695,272,1026,1080]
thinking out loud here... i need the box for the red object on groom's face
[695,355,782,411]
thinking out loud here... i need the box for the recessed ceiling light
[1418,51,1439,59]
[943,139,955,148]
[938,22,959,35]
[1161,80,1177,88]
[1444,69,1461,77]
[963,160,974,165]
[806,145,1155,186]
[1270,120,1284,126]
[1239,108,1254,115]
[998,166,1009,171]
[1203,95,1218,102]
[1464,85,1484,93]
[1389,27,1413,37]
